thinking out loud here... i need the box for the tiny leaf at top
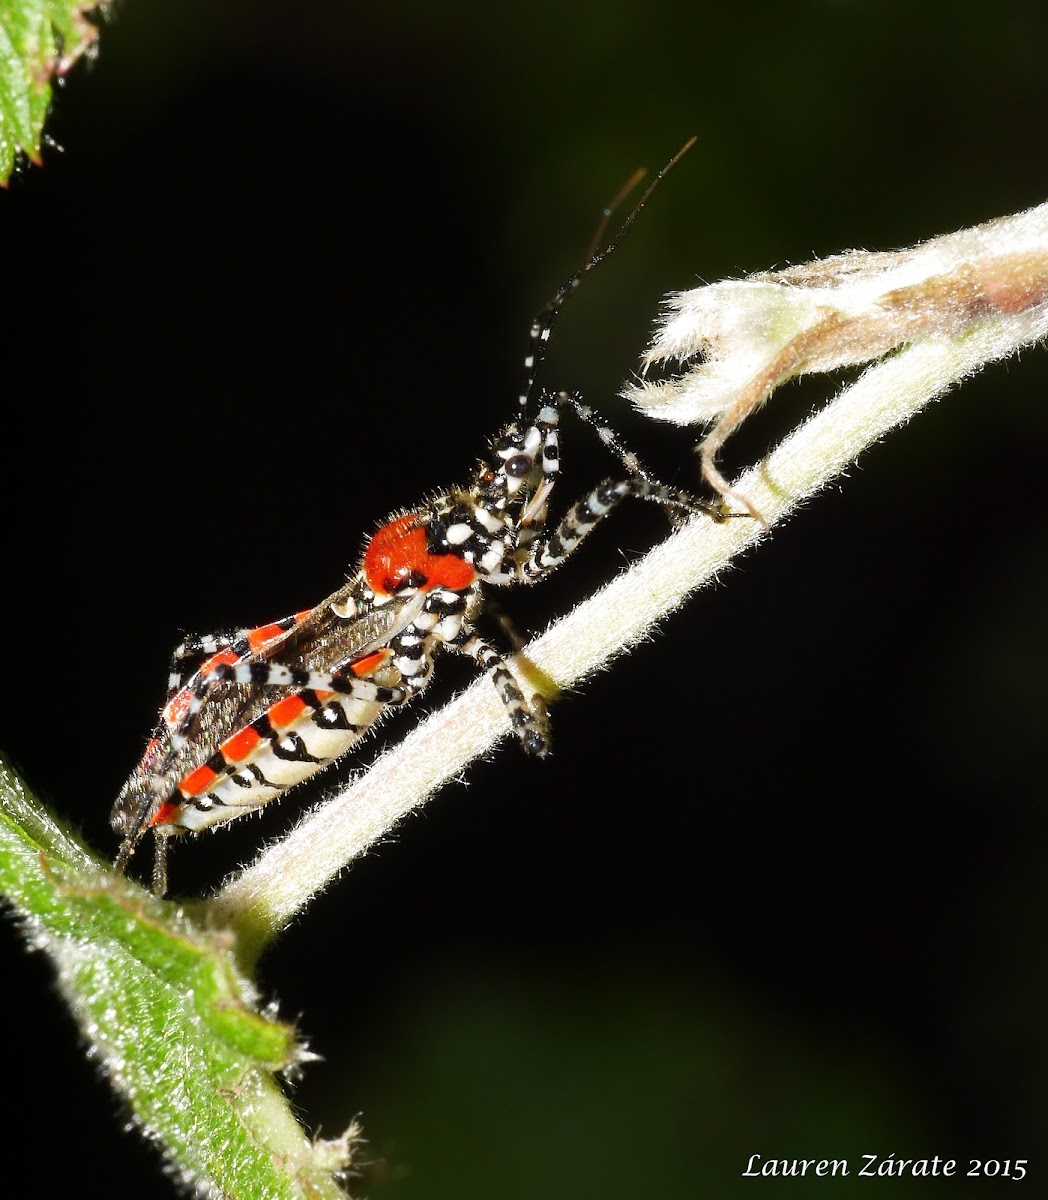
[0,0,101,184]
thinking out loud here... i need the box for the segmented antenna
[517,136,698,416]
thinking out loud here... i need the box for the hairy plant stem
[214,307,1035,962]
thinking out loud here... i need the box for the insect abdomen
[166,686,400,832]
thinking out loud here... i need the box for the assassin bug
[112,138,714,895]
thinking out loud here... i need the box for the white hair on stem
[214,201,1048,953]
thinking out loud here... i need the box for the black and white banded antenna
[517,135,698,417]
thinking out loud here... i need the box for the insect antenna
[517,135,698,417]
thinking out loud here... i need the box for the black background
[2,1,1048,1196]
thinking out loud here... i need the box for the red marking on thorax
[363,512,476,596]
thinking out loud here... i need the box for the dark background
[2,1,1047,1196]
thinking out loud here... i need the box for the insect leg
[201,660,407,705]
[166,612,311,692]
[449,630,550,758]
[553,391,726,522]
[516,476,671,583]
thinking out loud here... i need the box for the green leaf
[0,755,354,1198]
[0,0,101,183]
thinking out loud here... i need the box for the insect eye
[504,454,532,478]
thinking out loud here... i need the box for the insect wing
[262,584,427,676]
[111,588,424,847]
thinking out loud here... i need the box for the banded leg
[517,403,561,527]
[200,659,404,700]
[160,657,406,779]
[452,630,550,757]
[516,476,662,583]
[166,611,310,692]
